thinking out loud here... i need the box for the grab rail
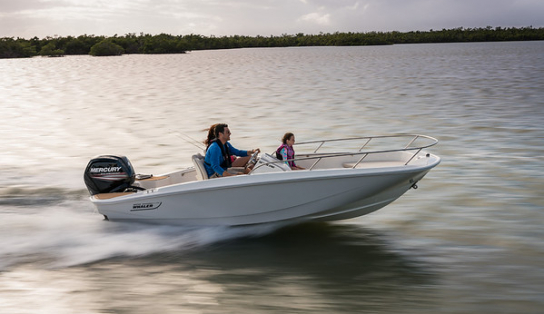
[253,134,438,172]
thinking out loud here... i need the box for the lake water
[1,41,543,313]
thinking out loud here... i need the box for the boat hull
[90,156,438,226]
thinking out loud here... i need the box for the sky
[1,0,544,39]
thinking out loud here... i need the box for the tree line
[1,26,543,59]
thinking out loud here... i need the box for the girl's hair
[281,132,294,144]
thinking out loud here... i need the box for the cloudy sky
[1,0,543,39]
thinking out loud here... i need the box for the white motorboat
[84,134,440,226]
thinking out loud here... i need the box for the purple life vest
[276,144,296,168]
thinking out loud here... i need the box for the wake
[0,204,284,270]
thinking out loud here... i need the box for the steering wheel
[245,151,259,170]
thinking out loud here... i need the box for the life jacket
[276,144,296,167]
[211,139,232,169]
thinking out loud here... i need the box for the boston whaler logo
[131,202,162,211]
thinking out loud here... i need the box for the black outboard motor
[84,155,136,195]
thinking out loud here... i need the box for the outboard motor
[84,155,136,195]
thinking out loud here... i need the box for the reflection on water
[1,223,437,313]
[1,41,544,313]
[161,224,434,311]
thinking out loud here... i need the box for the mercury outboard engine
[84,155,136,195]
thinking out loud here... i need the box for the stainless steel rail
[254,134,438,171]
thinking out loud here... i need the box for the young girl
[276,132,304,170]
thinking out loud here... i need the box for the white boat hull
[90,153,439,226]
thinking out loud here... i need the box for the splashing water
[0,203,284,270]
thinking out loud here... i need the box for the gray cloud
[0,0,543,38]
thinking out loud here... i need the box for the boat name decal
[131,202,162,211]
[90,166,123,173]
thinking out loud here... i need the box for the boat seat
[192,154,209,180]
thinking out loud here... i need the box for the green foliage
[0,37,36,58]
[139,33,188,54]
[2,26,544,59]
[89,39,125,56]
[64,35,101,54]
[39,42,65,57]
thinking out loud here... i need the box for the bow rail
[254,134,438,171]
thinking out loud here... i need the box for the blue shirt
[204,141,248,177]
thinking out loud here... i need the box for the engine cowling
[83,155,135,195]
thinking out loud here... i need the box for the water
[1,41,544,313]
